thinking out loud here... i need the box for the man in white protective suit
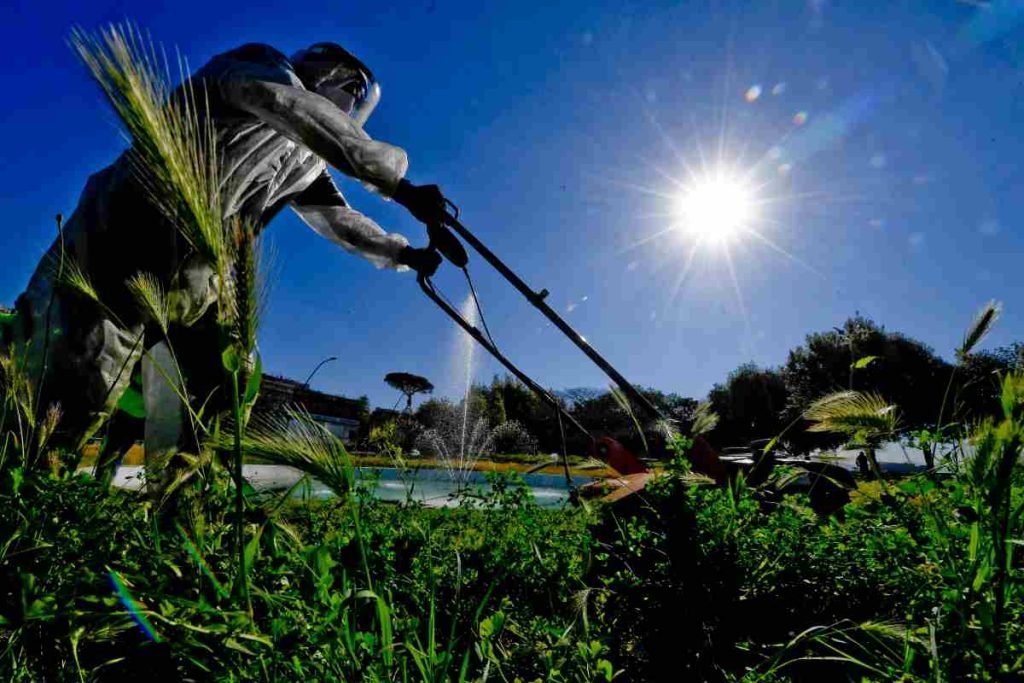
[4,42,448,475]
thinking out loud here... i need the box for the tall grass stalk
[927,300,1002,470]
[70,23,224,264]
[218,218,265,609]
[804,389,898,479]
[31,214,65,453]
[960,373,1023,675]
[70,24,266,607]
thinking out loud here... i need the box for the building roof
[257,374,367,422]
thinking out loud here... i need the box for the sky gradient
[2,0,1022,409]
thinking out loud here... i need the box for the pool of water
[721,442,961,475]
[105,465,592,509]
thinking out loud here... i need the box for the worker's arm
[291,171,439,274]
[217,61,407,196]
[208,46,447,230]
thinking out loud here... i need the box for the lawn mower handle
[429,210,666,425]
[415,271,590,442]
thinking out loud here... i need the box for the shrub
[490,420,539,455]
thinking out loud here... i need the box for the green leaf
[241,480,258,500]
[480,611,505,639]
[851,355,880,369]
[236,632,274,647]
[243,353,262,405]
[9,467,25,495]
[221,347,241,374]
[243,526,263,573]
[117,385,146,418]
[223,638,256,655]
[162,559,183,579]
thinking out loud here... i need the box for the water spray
[415,199,664,480]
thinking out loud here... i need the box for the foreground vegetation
[2,407,1022,680]
[3,295,1023,680]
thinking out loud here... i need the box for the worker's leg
[140,310,229,490]
[12,268,144,456]
[141,340,189,495]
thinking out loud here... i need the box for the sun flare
[674,173,756,245]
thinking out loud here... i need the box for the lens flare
[108,570,162,642]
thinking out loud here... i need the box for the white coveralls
[11,43,412,462]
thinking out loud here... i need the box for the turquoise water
[108,464,592,509]
[303,467,593,508]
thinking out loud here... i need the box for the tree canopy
[778,316,951,451]
[707,363,788,449]
[404,316,1020,459]
[384,372,434,412]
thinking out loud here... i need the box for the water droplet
[745,85,762,102]
[771,82,787,96]
[792,111,808,126]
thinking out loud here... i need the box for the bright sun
[674,173,756,245]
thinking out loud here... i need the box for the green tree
[781,315,951,452]
[482,376,562,452]
[384,372,434,413]
[955,342,1023,422]
[414,397,453,430]
[707,363,788,448]
[562,386,697,457]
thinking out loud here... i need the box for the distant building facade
[255,375,369,444]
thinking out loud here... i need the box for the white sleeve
[293,202,410,270]
[218,68,408,196]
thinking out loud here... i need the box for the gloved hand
[392,179,447,227]
[397,245,442,277]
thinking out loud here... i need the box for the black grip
[427,222,469,268]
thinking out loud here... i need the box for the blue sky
[2,0,1022,409]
